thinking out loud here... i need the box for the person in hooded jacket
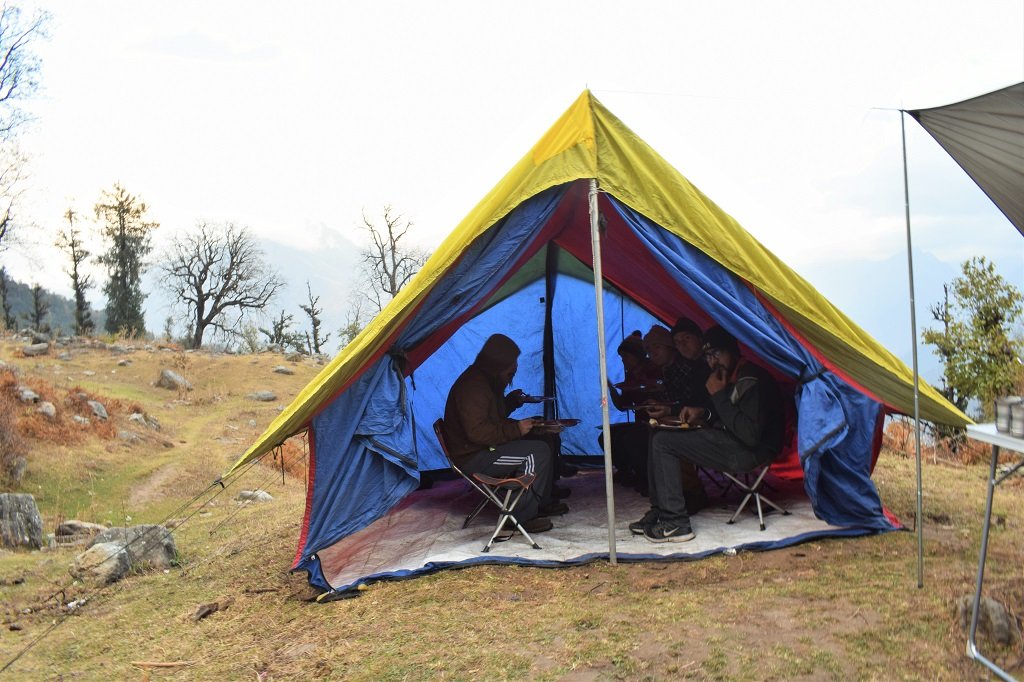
[443,334,567,534]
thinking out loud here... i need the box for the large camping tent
[228,91,968,592]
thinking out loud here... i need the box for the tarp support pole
[589,178,617,564]
[901,110,925,589]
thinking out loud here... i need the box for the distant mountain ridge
[0,277,106,334]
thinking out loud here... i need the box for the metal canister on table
[995,396,1022,433]
[1011,402,1024,439]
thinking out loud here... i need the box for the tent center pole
[589,178,617,565]
[901,111,925,589]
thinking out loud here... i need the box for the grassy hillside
[0,336,1022,680]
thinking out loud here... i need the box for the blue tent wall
[411,272,660,467]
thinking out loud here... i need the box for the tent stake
[901,111,925,589]
[589,178,617,565]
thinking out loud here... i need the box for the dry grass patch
[0,339,1023,680]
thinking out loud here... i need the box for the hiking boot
[629,509,659,535]
[685,488,709,515]
[554,485,572,500]
[644,520,696,543]
[538,501,569,517]
[503,516,553,534]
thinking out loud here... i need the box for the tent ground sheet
[314,469,875,594]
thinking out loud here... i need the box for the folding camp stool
[432,419,542,552]
[722,463,790,531]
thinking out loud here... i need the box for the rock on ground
[72,542,131,584]
[57,520,107,539]
[89,524,178,570]
[958,594,1021,646]
[17,387,39,403]
[155,369,193,391]
[21,342,48,357]
[37,401,56,419]
[237,489,274,503]
[87,400,108,420]
[248,391,277,402]
[272,365,295,375]
[0,494,44,550]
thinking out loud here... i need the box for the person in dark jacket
[443,334,566,533]
[634,325,785,543]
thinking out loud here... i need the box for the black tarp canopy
[908,82,1024,237]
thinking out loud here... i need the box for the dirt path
[129,463,180,506]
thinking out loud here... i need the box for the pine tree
[0,266,14,331]
[26,283,49,333]
[95,184,157,336]
[56,207,94,335]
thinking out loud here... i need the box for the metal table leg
[967,444,1017,682]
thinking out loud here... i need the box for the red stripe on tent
[292,426,318,569]
[869,404,885,473]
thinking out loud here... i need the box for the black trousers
[462,439,554,521]
[648,429,775,525]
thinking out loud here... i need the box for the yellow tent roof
[227,91,968,476]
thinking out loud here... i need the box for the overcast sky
[3,1,1022,344]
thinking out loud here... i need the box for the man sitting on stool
[444,333,568,535]
[633,325,785,543]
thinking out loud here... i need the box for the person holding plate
[634,325,785,543]
[602,331,660,488]
[443,333,567,534]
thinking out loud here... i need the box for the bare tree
[299,281,330,355]
[259,309,303,353]
[0,6,48,253]
[55,207,93,335]
[338,292,369,350]
[160,222,284,349]
[358,206,429,312]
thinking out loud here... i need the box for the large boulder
[71,542,131,585]
[0,494,44,550]
[88,524,177,570]
[155,369,193,391]
[21,342,49,357]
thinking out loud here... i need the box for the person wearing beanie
[443,334,567,533]
[632,325,786,543]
